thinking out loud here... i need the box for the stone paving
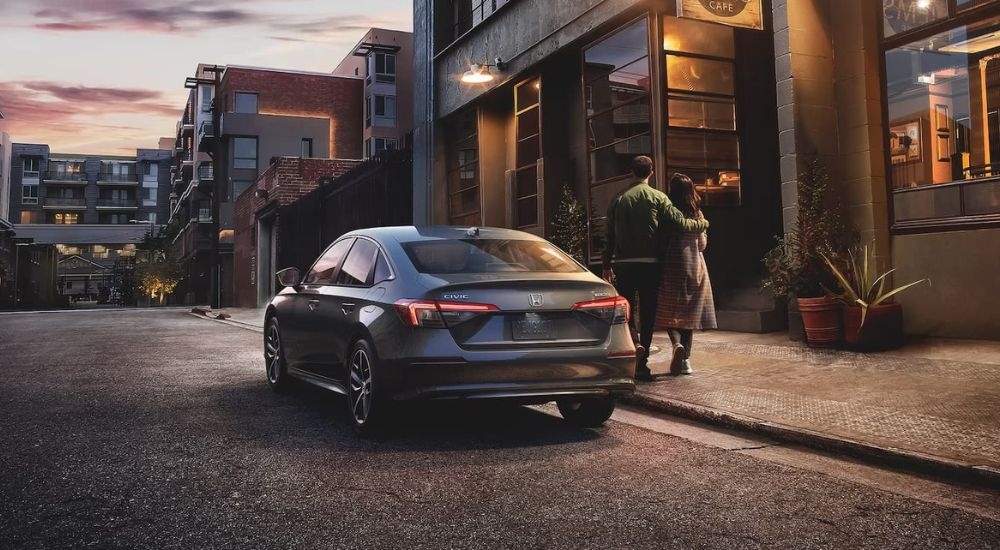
[210,307,1000,471]
[643,333,1000,470]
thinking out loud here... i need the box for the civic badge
[529,293,544,307]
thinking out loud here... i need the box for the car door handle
[341,302,356,314]
[308,299,320,312]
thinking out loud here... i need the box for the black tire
[346,339,391,435]
[557,396,616,427]
[264,317,290,392]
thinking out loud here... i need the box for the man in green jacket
[602,156,709,381]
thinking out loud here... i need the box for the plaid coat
[655,218,717,330]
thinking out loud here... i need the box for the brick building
[233,157,360,308]
[170,65,364,307]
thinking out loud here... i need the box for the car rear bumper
[381,357,636,402]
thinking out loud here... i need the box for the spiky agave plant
[821,242,929,328]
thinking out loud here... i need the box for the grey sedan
[264,226,636,433]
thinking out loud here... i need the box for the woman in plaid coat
[657,173,717,375]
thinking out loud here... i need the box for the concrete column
[772,0,889,260]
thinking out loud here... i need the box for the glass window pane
[589,135,652,183]
[663,15,735,58]
[588,103,651,149]
[667,131,740,170]
[668,96,736,130]
[885,16,1000,190]
[337,239,377,286]
[584,19,649,84]
[667,55,734,95]
[883,0,948,37]
[517,135,540,167]
[235,93,258,114]
[586,59,651,115]
[305,238,354,285]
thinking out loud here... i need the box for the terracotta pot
[797,296,842,347]
[843,302,904,351]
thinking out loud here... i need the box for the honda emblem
[529,293,544,307]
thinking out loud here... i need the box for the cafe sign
[677,0,764,30]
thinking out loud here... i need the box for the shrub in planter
[762,160,853,346]
[822,242,929,351]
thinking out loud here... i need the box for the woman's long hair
[668,173,701,219]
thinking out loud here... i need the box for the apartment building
[5,143,171,306]
[333,28,415,157]
[170,64,364,306]
[413,0,1000,339]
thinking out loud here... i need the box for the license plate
[512,313,554,340]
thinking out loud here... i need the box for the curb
[187,311,264,333]
[623,392,1000,489]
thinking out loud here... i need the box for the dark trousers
[613,262,660,352]
[667,328,693,358]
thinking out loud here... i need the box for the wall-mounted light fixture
[461,57,506,84]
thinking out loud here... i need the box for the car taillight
[394,299,499,328]
[572,296,629,324]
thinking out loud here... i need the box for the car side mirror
[276,267,301,288]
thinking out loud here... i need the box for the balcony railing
[43,171,88,183]
[97,173,139,184]
[42,197,87,208]
[96,199,138,208]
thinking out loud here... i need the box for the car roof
[344,225,547,244]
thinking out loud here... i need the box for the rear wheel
[264,317,289,391]
[347,339,390,434]
[557,396,615,427]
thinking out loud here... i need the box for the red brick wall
[233,157,362,308]
[219,68,364,159]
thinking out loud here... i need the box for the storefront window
[583,17,652,257]
[885,15,1000,221]
[664,15,741,207]
[514,77,541,228]
[446,108,481,226]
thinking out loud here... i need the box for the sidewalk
[197,307,1000,483]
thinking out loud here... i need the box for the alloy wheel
[349,348,373,424]
[265,323,282,384]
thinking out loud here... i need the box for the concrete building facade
[333,28,416,157]
[413,0,1000,340]
[4,143,173,306]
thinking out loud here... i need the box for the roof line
[224,65,364,80]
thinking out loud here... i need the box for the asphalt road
[1,309,998,549]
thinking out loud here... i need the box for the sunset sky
[0,0,412,155]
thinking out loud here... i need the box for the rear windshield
[402,239,585,274]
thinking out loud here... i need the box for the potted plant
[822,242,929,350]
[762,160,853,346]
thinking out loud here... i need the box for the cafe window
[664,16,741,207]
[583,17,652,258]
[513,77,542,228]
[884,15,1000,224]
[883,0,949,37]
[446,108,481,226]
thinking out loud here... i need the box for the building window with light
[883,5,1000,228]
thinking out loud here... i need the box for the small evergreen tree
[762,159,854,299]
[550,183,588,265]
